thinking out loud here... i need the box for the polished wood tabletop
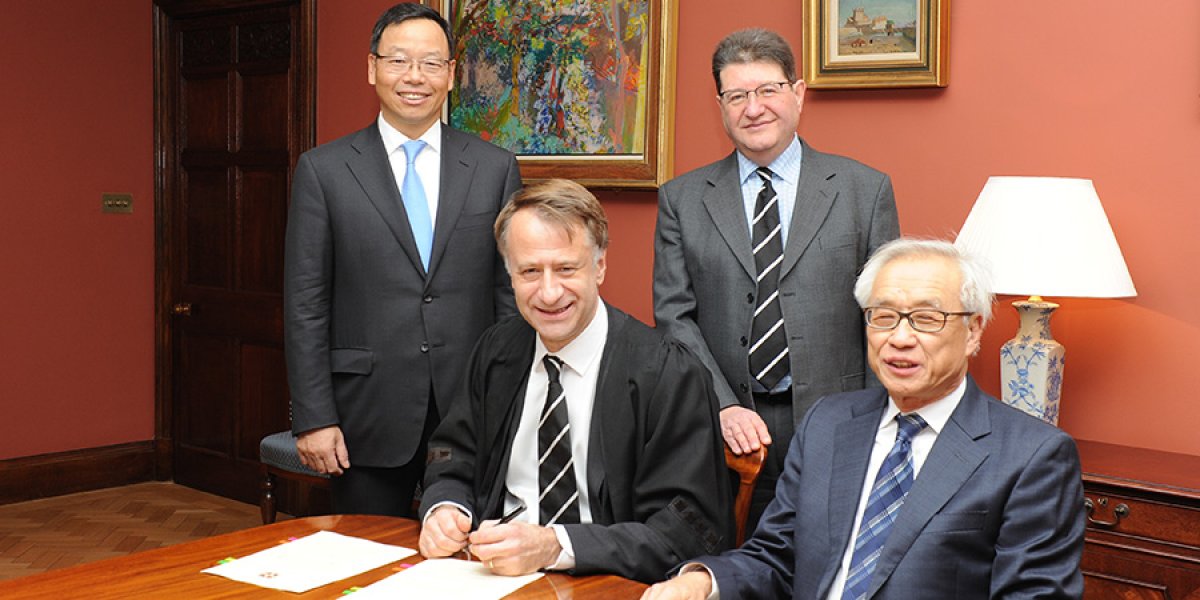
[0,514,649,599]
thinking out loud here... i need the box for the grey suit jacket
[700,377,1086,599]
[283,122,521,467]
[654,140,899,422]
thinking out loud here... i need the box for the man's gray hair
[853,238,995,325]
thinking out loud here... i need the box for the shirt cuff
[679,563,720,600]
[423,501,473,524]
[546,525,575,570]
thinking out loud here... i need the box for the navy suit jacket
[701,377,1085,599]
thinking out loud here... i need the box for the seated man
[643,238,1086,599]
[418,179,734,583]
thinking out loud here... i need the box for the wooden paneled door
[153,0,315,505]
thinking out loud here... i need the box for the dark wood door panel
[156,0,314,512]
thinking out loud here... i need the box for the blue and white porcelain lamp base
[1000,297,1065,425]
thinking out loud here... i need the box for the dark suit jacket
[700,377,1086,599]
[654,140,899,421]
[284,122,521,467]
[420,304,735,583]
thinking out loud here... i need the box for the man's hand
[296,426,350,475]
[720,405,771,454]
[468,521,561,576]
[419,506,472,558]
[641,570,714,600]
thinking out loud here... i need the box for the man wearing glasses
[653,28,899,530]
[643,239,1085,600]
[284,3,521,516]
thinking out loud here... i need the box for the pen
[496,502,527,525]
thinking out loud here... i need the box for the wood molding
[0,442,158,505]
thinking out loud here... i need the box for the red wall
[0,1,155,459]
[1,1,1196,461]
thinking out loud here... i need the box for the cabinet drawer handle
[1084,497,1129,527]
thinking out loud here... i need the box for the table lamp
[953,176,1136,425]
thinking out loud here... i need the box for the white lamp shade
[954,176,1136,298]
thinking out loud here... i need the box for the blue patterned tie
[842,413,928,600]
[401,140,433,270]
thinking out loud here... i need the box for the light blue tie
[842,413,928,600]
[401,140,433,270]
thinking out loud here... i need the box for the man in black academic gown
[418,179,734,583]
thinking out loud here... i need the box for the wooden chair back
[724,445,767,546]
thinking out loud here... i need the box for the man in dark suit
[653,28,900,528]
[283,3,520,516]
[643,239,1086,600]
[418,179,733,583]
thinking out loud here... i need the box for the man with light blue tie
[283,3,520,516]
[643,239,1086,599]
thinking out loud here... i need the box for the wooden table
[0,515,649,599]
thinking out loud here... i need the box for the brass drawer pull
[1084,497,1130,527]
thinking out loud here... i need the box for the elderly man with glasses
[644,238,1086,600]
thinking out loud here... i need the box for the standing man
[643,239,1086,599]
[654,28,900,528]
[283,3,521,516]
[418,180,732,583]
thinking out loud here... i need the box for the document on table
[350,559,543,599]
[201,530,416,593]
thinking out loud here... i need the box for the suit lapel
[584,305,629,519]
[346,124,426,276]
[866,379,991,598]
[827,390,887,591]
[702,154,756,279]
[780,143,836,281]
[481,322,536,516]
[429,127,473,278]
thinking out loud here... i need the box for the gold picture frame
[802,0,949,89]
[427,0,677,190]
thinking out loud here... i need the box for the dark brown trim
[0,442,157,505]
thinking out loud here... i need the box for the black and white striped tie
[749,167,789,389]
[538,355,580,525]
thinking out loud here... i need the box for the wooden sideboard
[1077,440,1200,599]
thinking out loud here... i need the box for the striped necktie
[842,413,928,600]
[538,355,580,525]
[748,167,789,388]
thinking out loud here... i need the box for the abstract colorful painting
[447,0,651,156]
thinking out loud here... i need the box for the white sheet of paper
[201,530,416,593]
[349,559,543,600]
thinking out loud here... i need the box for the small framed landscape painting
[802,0,949,89]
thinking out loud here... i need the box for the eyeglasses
[373,54,451,76]
[863,307,975,333]
[718,81,792,107]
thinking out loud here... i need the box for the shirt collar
[736,135,803,187]
[534,300,608,377]
[880,377,968,435]
[377,114,442,155]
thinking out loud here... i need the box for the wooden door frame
[151,0,316,480]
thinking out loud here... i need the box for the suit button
[739,383,749,393]
[740,336,748,347]
[423,295,433,304]
[420,342,430,353]
[746,293,754,304]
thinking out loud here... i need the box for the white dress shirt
[504,301,609,569]
[377,115,441,230]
